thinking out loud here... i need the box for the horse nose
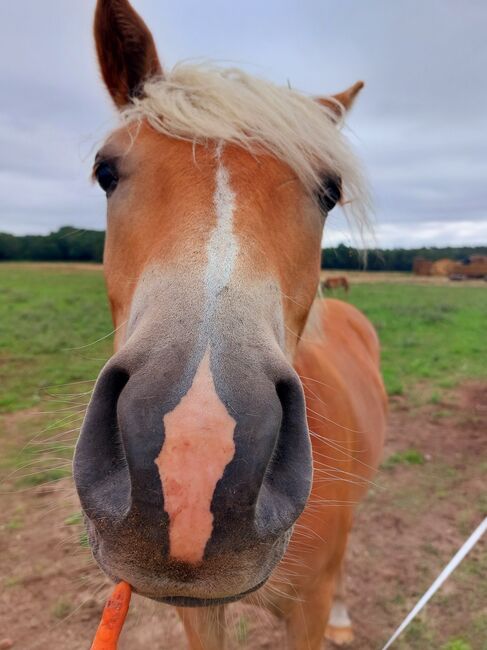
[73,363,134,524]
[73,357,175,527]
[73,351,312,560]
[254,376,313,538]
[204,370,313,557]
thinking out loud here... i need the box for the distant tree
[0,227,105,262]
[0,233,21,260]
[321,244,487,271]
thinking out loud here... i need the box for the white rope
[381,516,487,650]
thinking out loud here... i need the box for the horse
[321,276,350,292]
[73,1,387,648]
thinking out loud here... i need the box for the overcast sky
[0,0,486,248]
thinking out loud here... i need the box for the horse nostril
[73,365,131,524]
[254,374,312,538]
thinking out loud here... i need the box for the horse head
[74,0,366,605]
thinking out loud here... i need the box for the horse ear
[94,0,162,109]
[318,81,364,120]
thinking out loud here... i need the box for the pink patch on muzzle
[155,349,236,564]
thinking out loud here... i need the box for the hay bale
[431,258,456,276]
[413,258,433,276]
[450,261,487,278]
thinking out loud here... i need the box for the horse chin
[133,579,268,607]
[84,518,291,605]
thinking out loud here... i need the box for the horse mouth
[97,558,271,607]
[137,578,268,607]
[93,550,277,606]
[86,518,284,606]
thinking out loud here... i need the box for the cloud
[0,0,486,246]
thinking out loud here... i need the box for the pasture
[1,264,486,649]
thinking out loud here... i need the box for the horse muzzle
[73,331,312,602]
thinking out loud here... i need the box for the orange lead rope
[91,581,132,650]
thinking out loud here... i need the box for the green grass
[64,512,83,526]
[2,269,486,414]
[1,267,486,483]
[0,265,112,484]
[441,641,472,650]
[4,517,23,531]
[403,618,435,646]
[0,265,111,412]
[343,283,487,396]
[79,530,90,548]
[51,598,73,620]
[16,467,71,487]
[382,449,426,468]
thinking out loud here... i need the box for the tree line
[321,243,487,271]
[0,227,104,262]
[1,227,486,271]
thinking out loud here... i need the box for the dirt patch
[1,383,486,649]
[1,408,42,435]
[347,382,487,649]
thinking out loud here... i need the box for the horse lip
[86,516,292,603]
[132,577,269,606]
[90,541,273,606]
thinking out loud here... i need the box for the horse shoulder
[265,299,386,622]
[295,297,387,477]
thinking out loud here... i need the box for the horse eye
[95,161,119,195]
[317,176,341,213]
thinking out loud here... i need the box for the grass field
[0,265,112,486]
[342,282,487,397]
[2,265,485,413]
[0,264,486,650]
[0,264,111,413]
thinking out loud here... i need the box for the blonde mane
[121,63,370,228]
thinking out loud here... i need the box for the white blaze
[205,151,238,298]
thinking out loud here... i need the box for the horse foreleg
[285,574,338,650]
[325,567,354,646]
[177,605,226,650]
